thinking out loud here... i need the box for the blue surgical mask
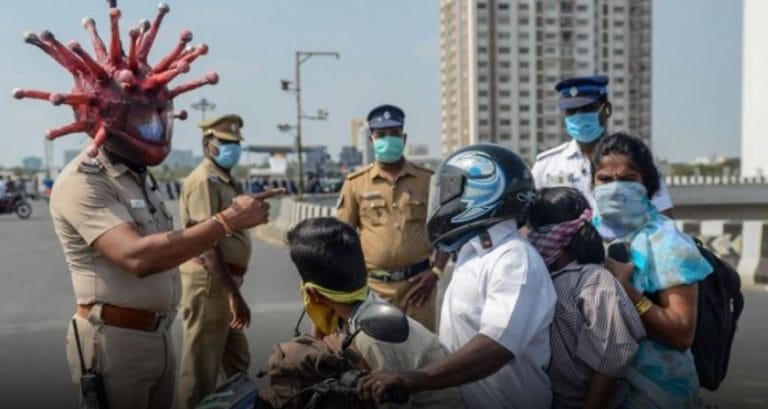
[565,111,605,143]
[212,142,242,169]
[373,136,404,163]
[593,181,652,240]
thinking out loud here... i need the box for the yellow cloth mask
[300,281,368,336]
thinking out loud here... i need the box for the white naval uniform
[439,220,557,409]
[531,139,673,212]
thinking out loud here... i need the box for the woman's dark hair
[591,132,660,198]
[528,187,605,265]
[285,217,367,292]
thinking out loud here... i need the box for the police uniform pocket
[131,211,158,235]
[403,199,426,222]
[360,198,388,226]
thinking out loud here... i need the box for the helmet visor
[427,165,465,223]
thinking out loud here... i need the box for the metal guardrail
[269,195,768,285]
[665,175,768,186]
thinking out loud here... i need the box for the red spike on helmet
[13,2,219,167]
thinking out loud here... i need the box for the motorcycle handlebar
[339,370,410,405]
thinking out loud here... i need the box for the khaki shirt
[50,150,179,313]
[336,161,433,270]
[179,158,252,272]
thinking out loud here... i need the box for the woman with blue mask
[591,132,712,409]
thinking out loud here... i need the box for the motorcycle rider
[358,145,557,408]
[270,217,465,408]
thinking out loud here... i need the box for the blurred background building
[439,0,652,163]
[740,0,768,178]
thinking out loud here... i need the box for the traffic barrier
[272,196,335,232]
[268,197,768,285]
[665,175,768,186]
[676,220,768,285]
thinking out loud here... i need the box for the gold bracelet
[635,297,654,316]
[211,212,233,236]
[431,266,444,279]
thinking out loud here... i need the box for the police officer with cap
[336,104,449,332]
[531,75,673,215]
[177,114,262,408]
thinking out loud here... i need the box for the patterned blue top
[619,209,712,408]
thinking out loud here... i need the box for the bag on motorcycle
[258,334,375,409]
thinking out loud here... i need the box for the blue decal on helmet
[448,151,507,224]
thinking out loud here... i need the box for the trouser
[368,275,437,332]
[177,268,250,409]
[65,307,176,409]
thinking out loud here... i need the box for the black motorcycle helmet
[427,144,535,252]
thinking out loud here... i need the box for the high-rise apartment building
[439,0,652,163]
[741,0,768,178]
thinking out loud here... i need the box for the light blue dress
[598,208,712,408]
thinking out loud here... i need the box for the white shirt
[531,139,673,212]
[0,179,6,198]
[439,220,556,409]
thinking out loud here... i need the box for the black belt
[368,259,430,282]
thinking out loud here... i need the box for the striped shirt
[547,262,646,409]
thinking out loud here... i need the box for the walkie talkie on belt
[72,319,110,409]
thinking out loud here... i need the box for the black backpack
[690,238,745,391]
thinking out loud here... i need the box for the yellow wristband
[431,266,443,279]
[635,297,653,316]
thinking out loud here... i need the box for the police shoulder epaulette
[346,164,373,180]
[535,143,568,161]
[77,158,103,174]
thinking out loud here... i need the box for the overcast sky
[0,0,742,168]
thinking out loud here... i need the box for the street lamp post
[291,51,339,199]
[191,97,216,122]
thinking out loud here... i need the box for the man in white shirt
[359,145,556,409]
[531,75,673,216]
[0,176,6,200]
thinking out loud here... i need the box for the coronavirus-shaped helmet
[13,2,218,166]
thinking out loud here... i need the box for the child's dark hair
[591,132,660,198]
[528,187,605,265]
[285,217,367,291]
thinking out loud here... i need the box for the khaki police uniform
[531,139,674,212]
[177,115,252,409]
[336,161,437,331]
[50,149,179,409]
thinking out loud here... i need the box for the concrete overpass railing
[272,196,335,233]
[665,175,768,186]
[270,195,768,285]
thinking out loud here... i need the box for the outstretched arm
[358,334,512,401]
[93,189,283,276]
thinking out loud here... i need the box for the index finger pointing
[251,188,286,200]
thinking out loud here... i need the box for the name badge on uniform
[546,172,575,186]
[130,199,146,209]
[361,191,382,200]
